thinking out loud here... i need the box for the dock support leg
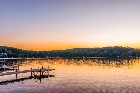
[42,66,43,76]
[40,69,41,77]
[16,69,18,79]
[47,66,49,78]
[18,65,19,71]
[31,68,32,77]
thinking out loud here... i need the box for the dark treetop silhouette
[0,46,140,58]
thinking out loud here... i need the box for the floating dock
[0,67,55,76]
[0,66,55,85]
[0,65,19,70]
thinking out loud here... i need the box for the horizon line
[0,45,140,52]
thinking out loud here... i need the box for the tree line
[0,46,140,58]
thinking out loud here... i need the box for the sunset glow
[0,0,140,50]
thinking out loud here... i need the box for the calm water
[0,59,140,93]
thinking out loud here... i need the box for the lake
[0,59,140,93]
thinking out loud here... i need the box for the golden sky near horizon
[0,0,140,50]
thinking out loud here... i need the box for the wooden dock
[0,65,19,70]
[0,66,55,85]
[0,67,55,76]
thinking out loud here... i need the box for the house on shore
[0,50,7,58]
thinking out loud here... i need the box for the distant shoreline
[0,57,139,60]
[0,46,140,58]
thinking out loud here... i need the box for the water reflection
[49,58,135,68]
[0,75,55,85]
[0,58,140,93]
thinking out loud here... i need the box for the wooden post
[47,66,49,78]
[4,62,5,72]
[42,66,43,76]
[16,69,18,79]
[18,65,19,71]
[31,68,32,77]
[40,68,41,77]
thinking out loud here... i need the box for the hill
[0,46,140,58]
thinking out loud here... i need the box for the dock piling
[18,65,19,71]
[16,69,18,79]
[42,66,44,76]
[47,66,49,78]
[31,68,32,77]
[40,69,42,77]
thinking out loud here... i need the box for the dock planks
[0,68,55,76]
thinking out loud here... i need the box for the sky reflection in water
[0,59,140,93]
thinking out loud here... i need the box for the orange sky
[2,42,140,51]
